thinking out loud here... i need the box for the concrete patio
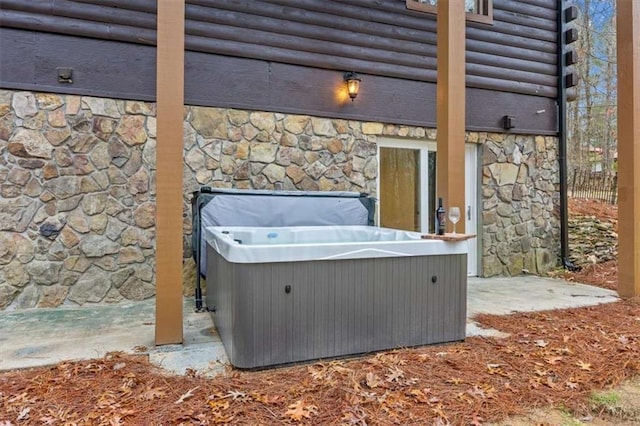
[0,276,619,375]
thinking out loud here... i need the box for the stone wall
[0,89,414,310]
[0,91,160,309]
[480,133,560,276]
[0,89,560,309]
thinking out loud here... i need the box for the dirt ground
[2,299,639,425]
[491,376,640,426]
[567,198,618,224]
[501,198,636,426]
[560,198,619,291]
[1,198,638,425]
[561,259,618,291]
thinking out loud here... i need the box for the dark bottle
[436,197,446,235]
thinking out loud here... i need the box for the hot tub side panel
[208,250,466,368]
[205,247,234,360]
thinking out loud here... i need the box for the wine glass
[448,207,461,234]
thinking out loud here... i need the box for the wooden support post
[617,1,640,298]
[436,0,466,231]
[155,0,185,345]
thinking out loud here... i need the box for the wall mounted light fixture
[502,115,515,130]
[344,72,361,101]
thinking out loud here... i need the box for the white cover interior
[205,226,468,263]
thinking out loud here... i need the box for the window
[406,0,493,25]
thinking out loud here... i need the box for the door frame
[465,143,480,276]
[377,138,437,232]
[376,138,480,276]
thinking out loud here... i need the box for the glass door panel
[379,147,420,232]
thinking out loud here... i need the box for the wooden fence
[569,168,618,204]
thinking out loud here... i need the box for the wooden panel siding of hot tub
[206,245,467,369]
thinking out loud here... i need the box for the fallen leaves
[174,386,198,404]
[1,300,639,424]
[534,339,549,348]
[557,200,619,289]
[207,398,234,424]
[285,400,318,422]
[568,198,618,223]
[224,390,249,401]
[385,367,405,383]
[365,372,383,389]
[341,405,367,425]
[577,360,593,371]
[564,259,619,290]
[566,380,579,390]
[407,388,432,404]
[544,356,564,365]
[16,407,30,421]
[139,386,166,401]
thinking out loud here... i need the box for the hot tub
[205,226,467,368]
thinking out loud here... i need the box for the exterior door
[378,139,478,276]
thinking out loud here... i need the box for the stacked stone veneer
[0,89,559,309]
[481,133,560,276]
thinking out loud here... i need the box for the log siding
[0,0,562,134]
[406,0,494,25]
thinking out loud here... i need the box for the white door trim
[465,144,479,276]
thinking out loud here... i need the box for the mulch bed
[568,198,618,225]
[2,198,633,425]
[562,259,619,290]
[2,299,639,425]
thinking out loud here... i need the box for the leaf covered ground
[2,299,639,425]
[561,198,619,290]
[567,198,618,224]
[2,198,634,425]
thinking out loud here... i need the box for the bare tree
[601,12,616,171]
[567,0,617,173]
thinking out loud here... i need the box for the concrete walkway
[466,276,619,337]
[0,276,618,375]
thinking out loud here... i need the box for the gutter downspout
[558,0,580,271]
